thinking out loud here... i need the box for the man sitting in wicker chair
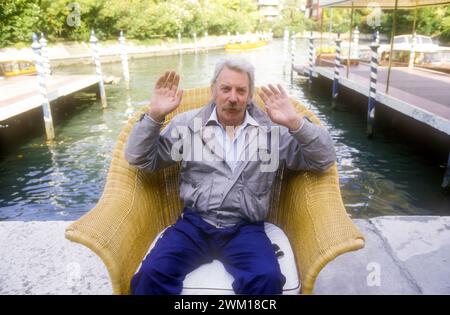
[124,58,336,295]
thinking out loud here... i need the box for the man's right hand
[148,71,183,122]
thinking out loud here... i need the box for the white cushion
[142,222,300,295]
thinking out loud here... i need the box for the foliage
[320,7,351,35]
[319,6,450,45]
[355,7,450,44]
[0,0,42,46]
[1,0,449,47]
[0,0,260,47]
[261,0,314,37]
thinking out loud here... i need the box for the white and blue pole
[290,34,296,82]
[332,34,342,106]
[32,33,55,141]
[283,28,289,75]
[442,153,450,191]
[90,30,107,108]
[39,33,52,76]
[178,32,182,55]
[119,30,130,87]
[308,32,314,86]
[367,38,380,137]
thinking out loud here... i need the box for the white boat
[379,34,443,54]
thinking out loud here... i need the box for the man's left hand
[258,84,304,131]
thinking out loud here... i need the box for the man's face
[212,67,250,127]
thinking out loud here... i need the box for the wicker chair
[65,86,365,295]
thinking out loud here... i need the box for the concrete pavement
[0,216,449,294]
[315,216,450,294]
[0,35,230,67]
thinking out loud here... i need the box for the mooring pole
[119,30,130,87]
[193,33,198,54]
[367,36,380,138]
[346,2,354,78]
[283,28,289,75]
[90,30,107,108]
[408,32,417,69]
[442,152,450,192]
[290,34,296,83]
[39,33,52,76]
[332,33,342,108]
[32,33,55,141]
[308,31,314,88]
[178,32,182,55]
[352,26,360,60]
[386,0,399,94]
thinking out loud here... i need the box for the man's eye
[222,87,230,92]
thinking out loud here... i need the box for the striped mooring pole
[31,33,55,141]
[178,32,182,55]
[90,30,107,108]
[290,34,296,82]
[351,26,360,60]
[193,33,198,54]
[308,32,314,87]
[331,34,342,107]
[442,153,450,191]
[283,28,289,75]
[408,32,417,69]
[118,30,130,87]
[367,38,380,137]
[39,33,52,76]
[204,31,208,52]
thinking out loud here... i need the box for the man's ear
[247,93,254,105]
[210,84,216,100]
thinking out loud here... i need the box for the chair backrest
[66,86,364,295]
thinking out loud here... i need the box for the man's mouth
[226,105,238,111]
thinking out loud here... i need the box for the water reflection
[0,39,449,221]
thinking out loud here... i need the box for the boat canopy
[0,52,34,63]
[319,0,450,9]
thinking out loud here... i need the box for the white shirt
[206,106,259,172]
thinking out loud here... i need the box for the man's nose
[229,89,237,102]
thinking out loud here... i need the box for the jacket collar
[187,100,273,133]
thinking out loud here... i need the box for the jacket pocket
[240,180,273,222]
[245,179,272,197]
[179,172,212,210]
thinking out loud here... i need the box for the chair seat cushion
[143,222,300,295]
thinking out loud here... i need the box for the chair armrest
[277,164,365,294]
[65,114,169,295]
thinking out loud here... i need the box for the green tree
[0,0,42,46]
[264,0,313,37]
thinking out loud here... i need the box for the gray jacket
[125,101,336,227]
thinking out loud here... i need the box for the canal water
[0,39,449,221]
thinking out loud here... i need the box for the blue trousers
[131,208,286,295]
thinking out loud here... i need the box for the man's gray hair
[211,58,255,101]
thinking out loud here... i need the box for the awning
[319,0,450,9]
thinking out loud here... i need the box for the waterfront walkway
[294,63,450,136]
[0,75,99,121]
[1,216,449,294]
[0,36,230,123]
[0,35,230,67]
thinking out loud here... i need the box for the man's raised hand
[148,71,183,122]
[258,84,304,131]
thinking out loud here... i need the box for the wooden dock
[294,63,450,136]
[0,75,100,122]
